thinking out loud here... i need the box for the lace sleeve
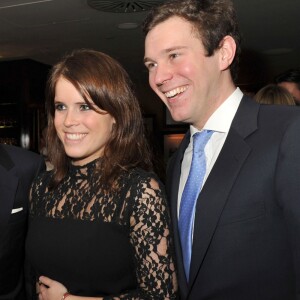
[104,175,178,299]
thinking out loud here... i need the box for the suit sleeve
[275,114,300,298]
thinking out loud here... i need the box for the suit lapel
[0,145,19,241]
[167,132,190,297]
[188,96,260,290]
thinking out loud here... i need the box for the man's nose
[154,64,173,87]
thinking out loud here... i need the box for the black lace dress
[25,160,177,299]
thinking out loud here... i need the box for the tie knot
[193,130,213,153]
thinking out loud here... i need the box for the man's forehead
[145,18,197,49]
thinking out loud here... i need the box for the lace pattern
[29,160,178,299]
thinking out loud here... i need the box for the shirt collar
[190,87,243,136]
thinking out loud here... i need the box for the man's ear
[218,35,236,71]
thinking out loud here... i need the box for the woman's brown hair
[46,49,153,189]
[254,83,296,106]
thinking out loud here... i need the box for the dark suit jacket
[167,96,300,300]
[0,144,45,300]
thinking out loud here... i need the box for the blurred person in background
[254,83,296,105]
[274,68,300,104]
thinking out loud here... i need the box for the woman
[254,83,296,105]
[26,49,177,299]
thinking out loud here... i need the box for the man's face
[144,16,224,129]
[278,82,300,104]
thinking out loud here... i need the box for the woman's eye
[55,104,65,111]
[80,104,91,111]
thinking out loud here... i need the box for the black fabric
[0,144,45,300]
[26,160,177,299]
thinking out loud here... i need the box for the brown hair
[143,0,242,82]
[46,49,153,189]
[254,84,296,106]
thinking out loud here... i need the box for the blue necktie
[178,130,213,281]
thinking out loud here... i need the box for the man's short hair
[143,0,242,82]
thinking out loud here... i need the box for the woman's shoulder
[32,169,53,186]
[120,168,166,201]
[127,168,164,187]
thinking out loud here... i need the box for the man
[0,144,45,299]
[143,0,300,299]
[275,68,300,104]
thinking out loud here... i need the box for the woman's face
[54,76,115,166]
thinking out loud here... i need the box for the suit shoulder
[258,104,300,126]
[1,144,42,161]
[259,103,300,116]
[0,144,45,174]
[252,105,300,146]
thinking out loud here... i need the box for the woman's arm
[126,176,178,299]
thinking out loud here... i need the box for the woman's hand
[38,276,68,300]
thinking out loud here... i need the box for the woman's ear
[219,35,236,71]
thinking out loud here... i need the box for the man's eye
[55,104,65,111]
[145,62,157,70]
[170,53,179,59]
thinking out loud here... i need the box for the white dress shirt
[178,88,243,217]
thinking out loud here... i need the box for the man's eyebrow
[165,46,187,52]
[144,46,188,63]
